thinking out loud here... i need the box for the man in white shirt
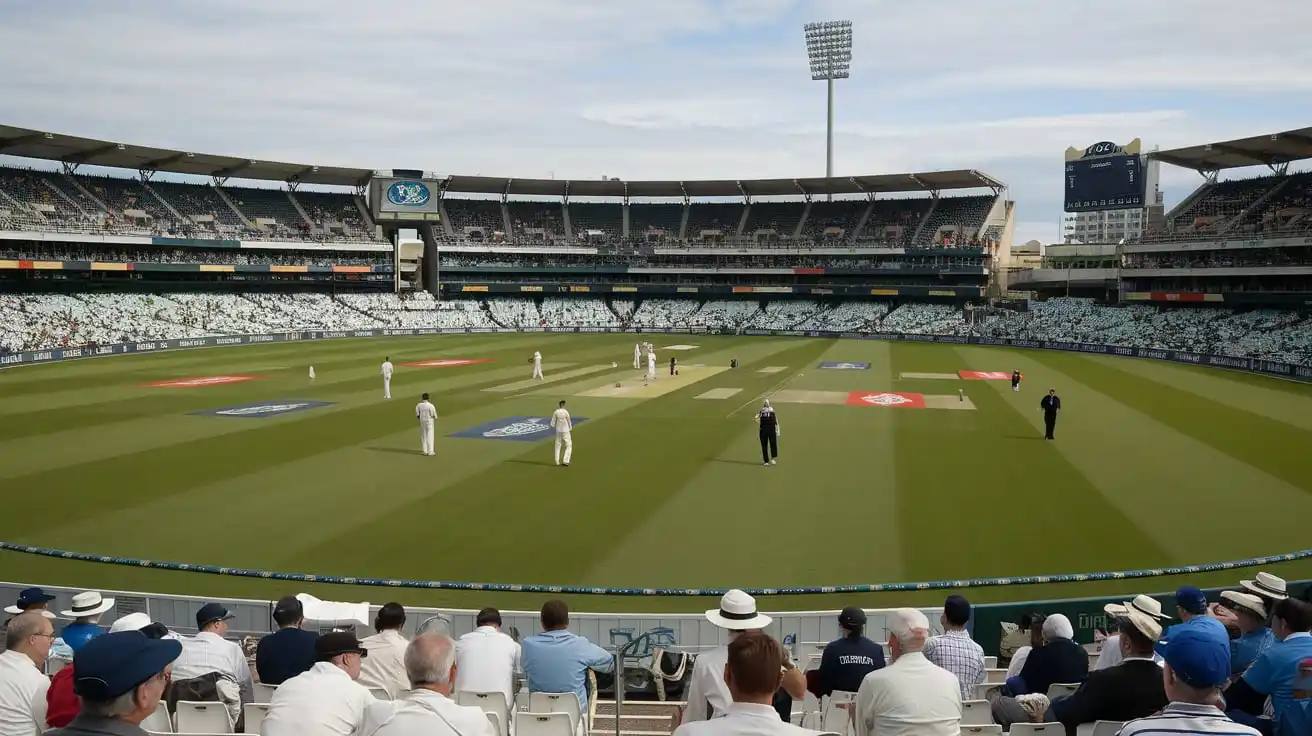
[633,343,642,369]
[532,351,543,380]
[171,603,255,727]
[646,348,657,380]
[550,400,573,467]
[416,393,437,456]
[855,608,961,736]
[359,603,410,699]
[673,631,818,736]
[455,607,520,710]
[360,633,496,736]
[381,357,394,399]
[0,612,53,736]
[262,631,376,736]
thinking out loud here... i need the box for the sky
[1,0,1310,244]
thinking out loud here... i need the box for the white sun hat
[1104,594,1170,621]
[1220,591,1267,619]
[60,591,115,619]
[1240,572,1288,601]
[705,589,773,630]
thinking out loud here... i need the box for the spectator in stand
[58,591,115,653]
[991,614,1087,729]
[256,596,319,685]
[261,631,376,736]
[0,612,54,736]
[454,607,520,710]
[1224,597,1312,735]
[360,633,496,736]
[45,613,174,730]
[923,595,985,700]
[810,606,885,698]
[171,603,255,726]
[521,600,614,724]
[1096,595,1169,671]
[1156,586,1229,657]
[3,587,57,621]
[672,631,817,736]
[1215,592,1273,675]
[46,630,182,736]
[683,590,777,723]
[1046,607,1168,735]
[1120,626,1260,736]
[854,608,961,736]
[1002,613,1043,678]
[359,603,410,699]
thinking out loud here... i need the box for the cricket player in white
[633,343,642,369]
[646,348,657,381]
[532,350,544,380]
[381,356,394,399]
[308,365,315,382]
[416,392,437,456]
[550,399,572,466]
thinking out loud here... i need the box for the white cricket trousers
[646,365,656,380]
[384,377,391,399]
[533,362,543,379]
[634,354,640,369]
[419,421,434,455]
[555,432,572,465]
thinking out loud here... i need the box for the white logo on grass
[216,403,308,416]
[860,393,912,406]
[484,418,549,437]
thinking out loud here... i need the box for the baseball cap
[316,631,368,661]
[73,631,182,700]
[195,603,235,629]
[273,595,303,621]
[1162,626,1230,689]
[3,587,57,615]
[1175,586,1208,616]
[838,606,867,627]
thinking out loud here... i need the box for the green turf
[1,334,1309,613]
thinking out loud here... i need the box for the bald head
[404,633,457,693]
[5,611,54,664]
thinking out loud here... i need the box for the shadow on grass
[503,458,556,467]
[709,458,769,466]
[367,446,425,456]
[1002,434,1046,441]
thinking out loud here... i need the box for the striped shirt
[923,629,985,699]
[1118,702,1261,735]
[172,631,255,703]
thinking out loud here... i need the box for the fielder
[646,347,657,381]
[416,392,437,456]
[756,399,780,466]
[308,365,316,382]
[532,350,544,380]
[550,399,573,466]
[1011,369,1022,392]
[633,343,642,369]
[381,356,394,399]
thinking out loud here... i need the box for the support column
[420,224,440,297]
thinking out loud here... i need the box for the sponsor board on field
[144,374,261,388]
[845,391,927,408]
[401,358,494,368]
[818,361,870,370]
[959,371,1018,380]
[191,400,335,418]
[449,416,590,442]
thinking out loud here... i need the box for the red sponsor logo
[402,358,494,368]
[959,371,1020,380]
[144,375,261,388]
[845,391,926,408]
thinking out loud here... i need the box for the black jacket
[1017,637,1088,696]
[1049,659,1167,735]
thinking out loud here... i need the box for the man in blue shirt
[255,596,319,685]
[1227,598,1312,736]
[1156,586,1229,659]
[521,600,614,717]
[1219,592,1275,675]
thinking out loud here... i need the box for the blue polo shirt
[1232,627,1275,675]
[1155,616,1229,659]
[59,622,103,653]
[1241,631,1312,735]
[521,629,615,711]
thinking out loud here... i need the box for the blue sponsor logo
[818,361,870,370]
[192,400,335,419]
[450,415,590,442]
[386,180,431,207]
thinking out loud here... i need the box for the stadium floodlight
[804,20,853,192]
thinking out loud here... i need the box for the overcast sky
[1,0,1308,244]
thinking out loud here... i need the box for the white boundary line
[726,370,805,418]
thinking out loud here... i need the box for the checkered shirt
[923,629,985,699]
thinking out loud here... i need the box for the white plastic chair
[1008,724,1063,735]
[141,702,173,733]
[961,699,994,726]
[251,683,277,702]
[515,712,574,736]
[174,701,232,734]
[985,667,1008,683]
[972,682,1002,701]
[983,656,998,669]
[457,691,511,736]
[1046,682,1081,700]
[959,726,1003,735]
[486,711,504,736]
[241,704,268,734]
[1077,721,1128,736]
[529,692,582,736]
[368,687,393,701]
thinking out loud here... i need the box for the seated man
[1224,597,1312,736]
[672,632,815,736]
[1047,609,1168,735]
[855,608,961,736]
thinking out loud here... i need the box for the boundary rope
[2,541,1309,596]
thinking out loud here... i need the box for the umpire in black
[1040,388,1061,440]
[756,399,779,466]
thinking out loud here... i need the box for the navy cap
[838,607,867,627]
[73,631,182,700]
[1162,626,1230,689]
[195,603,235,629]
[1175,586,1208,616]
[14,587,56,607]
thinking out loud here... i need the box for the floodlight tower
[804,20,852,189]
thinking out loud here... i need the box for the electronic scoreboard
[1063,139,1145,213]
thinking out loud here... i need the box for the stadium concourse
[1,294,1310,365]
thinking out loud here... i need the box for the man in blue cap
[47,630,182,736]
[1156,586,1229,658]
[4,587,57,620]
[1120,626,1260,736]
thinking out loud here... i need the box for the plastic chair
[971,682,1002,701]
[983,656,998,669]
[959,727,1003,735]
[515,712,574,736]
[141,702,173,733]
[457,691,511,736]
[251,682,277,702]
[486,711,504,736]
[241,704,269,734]
[1008,724,1063,735]
[1077,721,1127,736]
[1046,682,1081,700]
[985,667,1008,683]
[961,699,994,726]
[529,692,582,736]
[174,701,232,734]
[368,687,393,701]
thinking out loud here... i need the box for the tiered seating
[567,203,623,240]
[507,202,565,241]
[742,300,823,329]
[687,300,759,328]
[630,299,702,328]
[684,203,743,238]
[916,195,995,246]
[628,204,684,239]
[538,297,621,327]
[486,297,541,327]
[77,175,173,227]
[223,187,309,239]
[862,198,935,245]
[793,301,890,331]
[1235,172,1312,236]
[293,191,379,241]
[878,303,967,334]
[147,181,246,235]
[444,199,505,236]
[0,169,95,232]
[797,200,868,242]
[1169,176,1280,235]
[742,202,805,239]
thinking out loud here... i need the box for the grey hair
[887,608,930,649]
[4,612,47,649]
[79,690,138,718]
[1042,613,1075,641]
[404,633,457,688]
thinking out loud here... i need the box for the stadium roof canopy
[1151,126,1312,171]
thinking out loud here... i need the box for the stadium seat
[1046,683,1080,700]
[528,692,583,735]
[985,668,1008,683]
[961,699,994,725]
[515,712,574,736]
[972,682,1003,701]
[251,682,277,702]
[1088,721,1128,736]
[174,701,232,734]
[983,656,998,669]
[141,702,172,733]
[457,691,510,736]
[368,686,392,700]
[958,726,1002,735]
[241,704,268,734]
[486,711,504,736]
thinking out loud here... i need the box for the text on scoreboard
[1064,139,1146,213]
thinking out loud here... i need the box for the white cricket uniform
[416,400,437,456]
[634,344,642,369]
[532,351,543,379]
[308,365,316,381]
[381,360,394,399]
[550,407,573,465]
[646,351,657,380]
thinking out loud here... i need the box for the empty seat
[486,711,504,736]
[251,682,277,702]
[1008,723,1064,735]
[368,687,393,701]
[1077,721,1129,736]
[174,701,232,734]
[961,699,994,726]
[457,691,510,736]
[528,692,582,735]
[241,704,268,734]
[959,726,1003,735]
[515,712,574,736]
[141,702,173,733]
[983,656,998,669]
[985,668,1008,683]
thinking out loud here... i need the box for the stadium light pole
[804,20,852,196]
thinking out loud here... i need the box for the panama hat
[1240,572,1287,601]
[1121,607,1164,642]
[61,591,116,618]
[705,589,772,630]
[1220,591,1267,619]
[1104,594,1169,621]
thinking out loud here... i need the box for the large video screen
[1064,140,1146,213]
